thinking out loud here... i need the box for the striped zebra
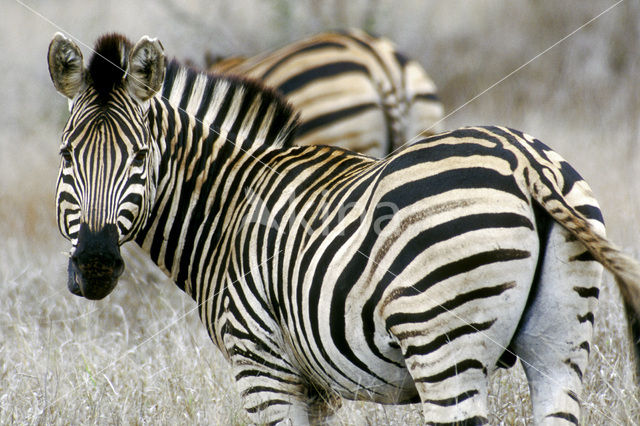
[208,29,444,157]
[48,32,640,425]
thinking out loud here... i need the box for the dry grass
[2,0,640,424]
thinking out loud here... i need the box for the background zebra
[48,32,640,424]
[208,29,444,157]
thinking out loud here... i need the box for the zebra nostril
[113,257,125,278]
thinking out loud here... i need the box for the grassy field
[2,0,640,424]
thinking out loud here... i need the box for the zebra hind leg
[385,255,537,423]
[384,241,537,423]
[389,308,506,424]
[401,341,491,425]
[512,222,603,425]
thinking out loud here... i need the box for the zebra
[48,32,640,425]
[207,29,444,157]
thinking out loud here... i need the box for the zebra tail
[527,166,640,380]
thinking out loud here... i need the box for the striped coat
[209,29,444,157]
[48,32,640,425]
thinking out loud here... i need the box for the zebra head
[48,33,165,300]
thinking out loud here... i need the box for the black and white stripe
[49,33,640,425]
[209,29,444,157]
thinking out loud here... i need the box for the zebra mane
[161,59,300,148]
[87,33,132,103]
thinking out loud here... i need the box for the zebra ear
[126,36,165,103]
[48,33,87,100]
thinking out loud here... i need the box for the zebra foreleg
[226,339,343,424]
[223,331,316,425]
[230,356,314,425]
[513,222,603,425]
[307,385,342,425]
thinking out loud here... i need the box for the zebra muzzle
[68,223,125,300]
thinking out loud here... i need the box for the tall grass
[1,0,639,423]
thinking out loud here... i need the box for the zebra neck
[135,62,299,294]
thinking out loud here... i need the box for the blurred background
[1,0,639,424]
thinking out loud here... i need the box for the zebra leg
[396,332,492,424]
[230,355,313,425]
[386,275,535,423]
[307,389,341,425]
[513,222,603,425]
[223,323,321,425]
[383,230,537,424]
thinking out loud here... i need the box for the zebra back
[209,29,444,157]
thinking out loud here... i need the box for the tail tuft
[622,296,640,381]
[588,244,640,382]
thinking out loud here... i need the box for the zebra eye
[132,149,147,167]
[60,149,72,168]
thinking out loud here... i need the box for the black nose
[71,251,125,280]
[68,223,124,300]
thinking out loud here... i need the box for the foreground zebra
[47,33,640,424]
[208,29,444,157]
